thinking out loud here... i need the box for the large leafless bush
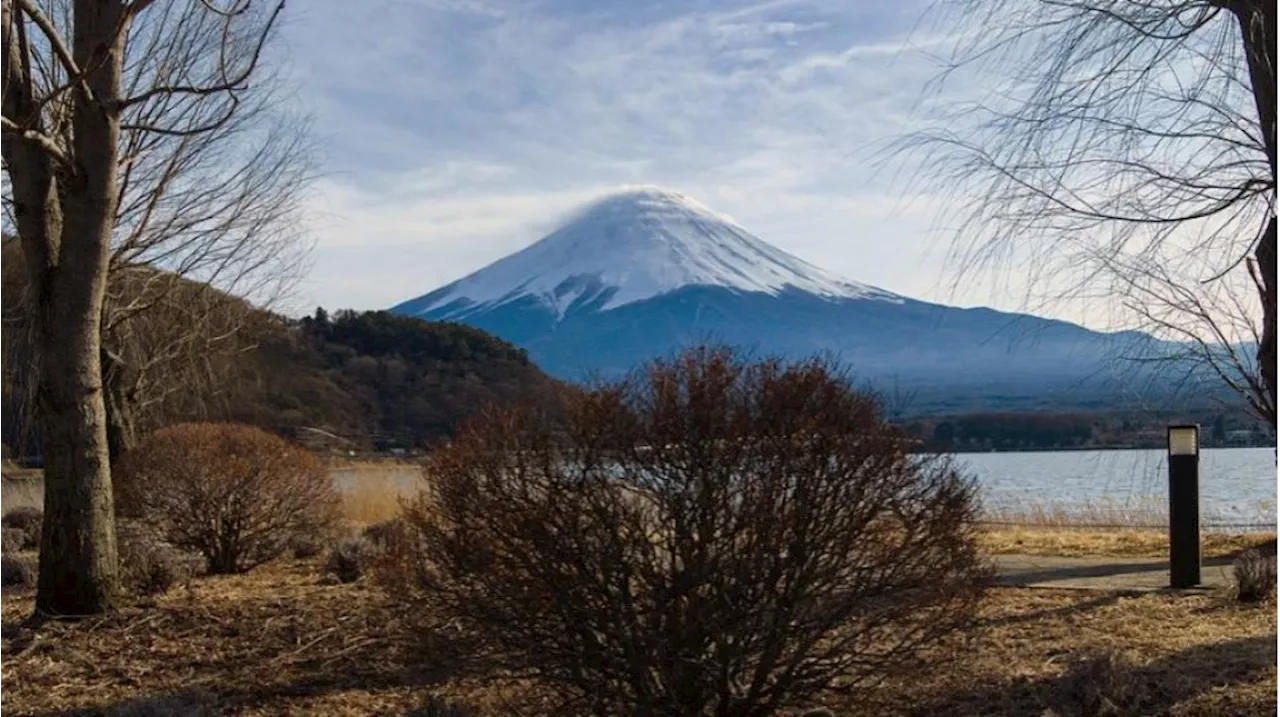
[387,347,989,716]
[114,422,339,574]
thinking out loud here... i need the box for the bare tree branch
[118,0,283,110]
[901,0,1275,430]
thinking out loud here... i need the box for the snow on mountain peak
[412,186,899,318]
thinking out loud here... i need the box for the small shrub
[114,690,215,717]
[2,506,42,549]
[406,694,471,717]
[325,536,376,583]
[115,423,341,574]
[1039,650,1145,717]
[362,518,408,548]
[389,347,989,716]
[1233,548,1276,603]
[1,527,25,554]
[119,535,190,597]
[1,554,37,588]
[289,533,326,560]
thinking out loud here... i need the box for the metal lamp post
[1167,424,1201,588]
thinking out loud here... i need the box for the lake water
[331,447,1278,530]
[958,447,1277,529]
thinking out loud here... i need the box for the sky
[278,0,1106,327]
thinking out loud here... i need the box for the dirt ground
[1,553,1274,717]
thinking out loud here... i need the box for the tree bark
[35,297,119,614]
[1231,0,1276,434]
[1258,217,1276,433]
[102,350,139,466]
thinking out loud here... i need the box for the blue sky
[281,0,1093,324]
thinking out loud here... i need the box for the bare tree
[98,0,313,459]
[906,0,1275,430]
[1104,253,1274,424]
[2,0,293,614]
[4,0,313,465]
[98,268,279,460]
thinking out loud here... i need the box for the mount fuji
[391,187,1155,411]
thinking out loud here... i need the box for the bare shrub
[1,507,42,549]
[1233,548,1277,603]
[115,423,340,574]
[389,347,989,715]
[1039,650,1145,717]
[119,535,190,598]
[363,518,409,549]
[113,690,215,717]
[1,528,25,555]
[325,536,377,584]
[1,554,37,588]
[289,534,327,560]
[405,694,472,717]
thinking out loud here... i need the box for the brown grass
[979,526,1276,559]
[1,476,43,513]
[1,558,1273,716]
[856,588,1276,717]
[979,499,1276,558]
[332,464,425,526]
[982,497,1275,532]
[983,497,1173,529]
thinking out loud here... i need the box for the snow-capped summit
[392,186,1156,410]
[401,186,899,319]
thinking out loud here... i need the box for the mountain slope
[392,187,1161,412]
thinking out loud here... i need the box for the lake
[329,447,1278,531]
[958,447,1277,529]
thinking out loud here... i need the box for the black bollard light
[1167,424,1201,588]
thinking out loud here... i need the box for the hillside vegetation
[1,267,566,454]
[225,309,565,450]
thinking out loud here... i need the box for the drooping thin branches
[903,0,1275,427]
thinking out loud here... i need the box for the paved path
[992,554,1237,593]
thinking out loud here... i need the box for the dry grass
[332,464,425,526]
[979,526,1276,559]
[855,588,1275,717]
[1,476,43,513]
[1,558,1273,717]
[979,498,1276,559]
[982,497,1275,533]
[324,458,420,473]
[983,497,1173,529]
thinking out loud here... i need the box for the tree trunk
[1258,217,1276,433]
[1233,0,1276,434]
[30,0,128,615]
[102,349,139,466]
[34,302,119,614]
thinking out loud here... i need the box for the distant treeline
[4,280,1272,459]
[899,409,1274,453]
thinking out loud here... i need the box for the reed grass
[332,462,426,525]
[978,498,1275,558]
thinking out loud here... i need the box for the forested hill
[223,309,567,451]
